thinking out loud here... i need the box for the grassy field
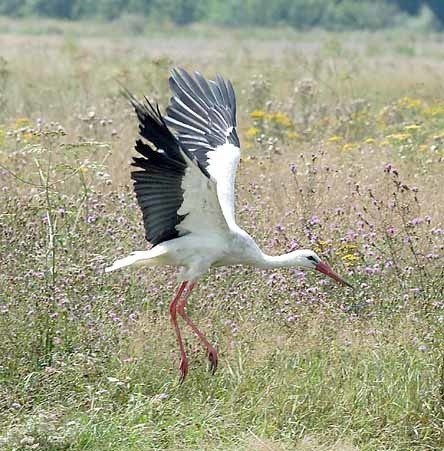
[0,18,443,450]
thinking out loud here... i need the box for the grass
[0,18,443,450]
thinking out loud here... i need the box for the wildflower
[364,137,375,144]
[335,208,344,215]
[309,215,320,226]
[14,117,30,128]
[422,103,444,118]
[270,112,293,128]
[404,124,421,131]
[398,96,422,110]
[383,163,398,174]
[246,127,260,139]
[287,240,299,252]
[409,217,423,226]
[425,253,439,260]
[251,109,266,120]
[386,226,398,237]
[342,143,358,152]
[328,135,343,143]
[342,254,359,263]
[386,133,410,142]
[289,163,297,175]
[287,131,301,140]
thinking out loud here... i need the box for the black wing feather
[124,92,203,246]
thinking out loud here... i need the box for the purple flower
[386,226,398,237]
[289,240,299,251]
[425,253,439,260]
[309,215,320,226]
[129,312,139,321]
[289,163,297,174]
[409,217,423,226]
[384,163,393,173]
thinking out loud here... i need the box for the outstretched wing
[126,93,230,246]
[165,68,240,227]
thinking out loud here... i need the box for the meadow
[0,18,443,450]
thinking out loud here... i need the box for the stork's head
[296,250,353,288]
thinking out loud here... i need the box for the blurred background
[0,0,444,32]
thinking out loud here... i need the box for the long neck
[256,250,307,269]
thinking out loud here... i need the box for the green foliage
[426,0,444,22]
[0,0,27,16]
[322,0,401,30]
[22,0,74,18]
[1,0,444,29]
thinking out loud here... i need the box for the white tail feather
[105,251,155,272]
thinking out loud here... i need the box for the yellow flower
[398,96,422,110]
[404,124,421,131]
[250,110,266,120]
[342,143,358,152]
[341,254,359,264]
[14,117,31,128]
[269,112,293,128]
[422,104,444,118]
[364,137,375,144]
[340,243,357,251]
[387,133,410,142]
[246,127,260,139]
[328,135,343,143]
[287,131,301,140]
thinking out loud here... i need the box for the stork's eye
[307,256,316,262]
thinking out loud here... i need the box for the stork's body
[106,68,351,381]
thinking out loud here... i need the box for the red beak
[315,261,354,288]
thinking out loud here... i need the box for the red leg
[177,282,219,374]
[169,281,189,382]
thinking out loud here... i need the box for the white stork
[106,68,352,381]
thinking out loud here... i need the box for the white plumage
[106,68,351,381]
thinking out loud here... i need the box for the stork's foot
[207,346,218,374]
[179,355,189,383]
